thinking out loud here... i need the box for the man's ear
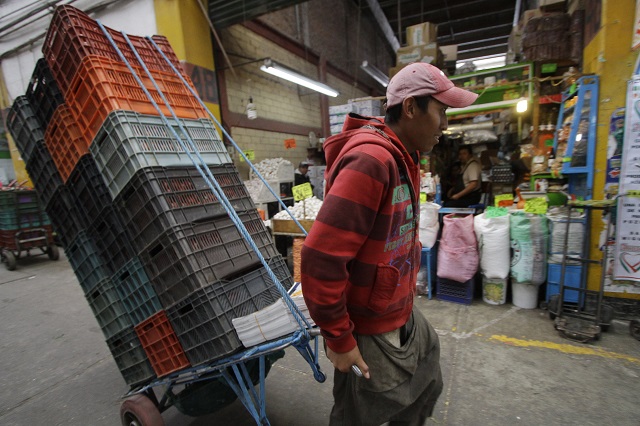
[401,97,415,119]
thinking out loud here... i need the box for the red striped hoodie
[301,113,421,353]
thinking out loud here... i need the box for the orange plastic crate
[134,310,190,377]
[43,5,184,95]
[44,105,91,182]
[66,55,208,143]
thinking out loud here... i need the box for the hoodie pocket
[367,264,400,313]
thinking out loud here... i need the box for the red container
[43,5,184,95]
[134,310,190,377]
[66,55,208,143]
[44,105,91,182]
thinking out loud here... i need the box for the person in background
[301,62,477,426]
[445,145,482,207]
[294,161,313,188]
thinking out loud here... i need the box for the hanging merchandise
[510,212,549,284]
[474,209,510,279]
[437,214,478,283]
[418,202,440,249]
[546,207,585,265]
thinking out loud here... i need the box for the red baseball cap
[386,62,478,108]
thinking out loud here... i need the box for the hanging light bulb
[246,97,257,120]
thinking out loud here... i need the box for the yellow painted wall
[153,0,221,123]
[583,0,639,298]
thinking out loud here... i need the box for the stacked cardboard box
[390,21,442,78]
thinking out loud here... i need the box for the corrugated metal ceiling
[207,0,522,61]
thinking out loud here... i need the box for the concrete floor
[1,252,639,426]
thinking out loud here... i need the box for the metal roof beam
[364,0,400,51]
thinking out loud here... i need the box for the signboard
[240,150,255,162]
[614,75,640,285]
[292,183,313,201]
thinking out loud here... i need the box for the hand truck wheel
[120,394,164,426]
[2,249,17,271]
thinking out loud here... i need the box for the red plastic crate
[66,55,208,143]
[134,310,190,377]
[44,105,90,182]
[43,5,185,95]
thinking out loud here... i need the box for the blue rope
[96,21,311,335]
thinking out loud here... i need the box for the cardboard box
[568,0,585,14]
[389,64,407,79]
[406,22,438,46]
[350,99,382,116]
[508,27,523,54]
[396,43,439,65]
[540,0,566,12]
[439,45,458,62]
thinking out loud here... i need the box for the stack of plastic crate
[8,4,294,384]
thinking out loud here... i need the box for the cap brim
[432,86,479,108]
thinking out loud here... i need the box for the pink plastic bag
[437,241,479,282]
[442,214,477,248]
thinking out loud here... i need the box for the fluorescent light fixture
[260,59,339,97]
[361,60,389,87]
[516,99,528,113]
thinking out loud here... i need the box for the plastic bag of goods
[474,209,510,279]
[482,275,508,305]
[442,213,477,248]
[437,242,478,283]
[546,207,584,265]
[419,202,440,249]
[510,212,548,284]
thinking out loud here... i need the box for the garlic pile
[252,158,292,180]
[244,179,270,202]
[272,197,323,220]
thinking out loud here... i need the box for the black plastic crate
[67,154,113,219]
[140,209,279,307]
[45,185,88,247]
[106,327,156,386]
[167,256,291,366]
[86,278,133,340]
[5,96,46,163]
[64,231,111,295]
[87,205,136,275]
[436,276,475,305]
[114,164,255,252]
[25,142,62,208]
[25,58,65,127]
[113,257,162,326]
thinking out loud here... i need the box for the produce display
[272,197,323,220]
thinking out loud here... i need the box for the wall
[582,0,639,298]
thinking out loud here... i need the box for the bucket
[482,276,508,305]
[511,282,540,309]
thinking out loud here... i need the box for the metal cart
[549,199,615,342]
[0,189,59,270]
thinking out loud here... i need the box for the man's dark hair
[384,96,431,124]
[458,145,473,155]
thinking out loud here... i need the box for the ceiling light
[260,59,339,97]
[516,99,528,113]
[360,60,389,87]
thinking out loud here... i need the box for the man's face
[458,149,470,164]
[300,166,309,175]
[407,98,448,154]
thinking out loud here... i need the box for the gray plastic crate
[90,110,232,199]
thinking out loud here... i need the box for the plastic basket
[25,58,65,127]
[115,164,255,252]
[85,278,133,340]
[0,211,51,231]
[167,256,291,366]
[42,5,185,95]
[436,276,475,305]
[0,190,39,212]
[106,327,156,387]
[24,142,63,208]
[113,257,162,326]
[90,110,230,199]
[64,230,111,295]
[5,96,46,163]
[87,205,136,275]
[44,105,91,182]
[65,55,208,143]
[139,209,279,308]
[66,155,113,219]
[45,185,88,247]
[134,310,190,377]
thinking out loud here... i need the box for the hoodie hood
[323,113,415,176]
